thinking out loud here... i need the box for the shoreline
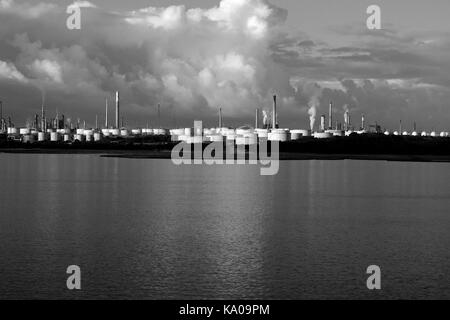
[1,148,450,162]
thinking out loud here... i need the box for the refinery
[0,92,449,148]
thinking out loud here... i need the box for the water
[0,154,450,299]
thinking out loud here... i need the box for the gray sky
[1,0,450,130]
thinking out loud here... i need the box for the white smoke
[308,96,318,131]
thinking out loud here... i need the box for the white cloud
[0,0,56,19]
[0,60,27,83]
[29,59,63,83]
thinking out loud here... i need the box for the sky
[0,0,450,130]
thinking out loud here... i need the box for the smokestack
[272,95,277,129]
[344,110,349,131]
[105,98,108,128]
[219,107,222,128]
[255,108,259,129]
[361,114,365,130]
[320,115,326,132]
[95,115,98,130]
[115,91,120,129]
[328,101,333,129]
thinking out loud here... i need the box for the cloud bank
[0,0,449,130]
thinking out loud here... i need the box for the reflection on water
[0,154,450,299]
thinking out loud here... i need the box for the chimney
[320,115,326,132]
[328,101,333,129]
[255,108,259,129]
[219,107,222,128]
[272,95,277,129]
[361,114,365,130]
[115,91,120,129]
[105,98,108,128]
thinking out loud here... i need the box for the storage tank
[38,132,48,141]
[402,131,409,136]
[269,130,289,142]
[411,131,418,136]
[74,134,85,142]
[50,132,60,142]
[22,134,35,144]
[421,131,428,137]
[110,129,120,136]
[94,132,102,141]
[76,129,84,135]
[64,134,71,142]
[85,133,93,142]
[132,129,141,135]
[384,131,390,135]
[313,132,333,139]
[430,131,437,137]
[208,135,224,142]
[20,128,30,135]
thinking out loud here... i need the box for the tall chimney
[361,114,365,130]
[219,107,222,128]
[255,108,259,129]
[105,98,108,128]
[272,95,277,129]
[320,115,326,132]
[328,101,333,130]
[115,91,120,129]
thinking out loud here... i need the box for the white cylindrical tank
[421,131,428,137]
[132,129,141,135]
[74,134,85,142]
[50,132,60,142]
[269,131,289,142]
[85,134,93,142]
[22,135,35,144]
[313,132,333,139]
[208,135,224,142]
[64,134,71,142]
[402,131,409,136]
[384,131,390,136]
[20,128,30,135]
[38,132,47,141]
[393,131,399,136]
[430,131,437,137]
[110,129,120,136]
[411,131,418,136]
[76,129,84,135]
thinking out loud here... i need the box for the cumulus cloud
[0,0,449,130]
[0,60,27,82]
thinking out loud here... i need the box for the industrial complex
[0,92,449,147]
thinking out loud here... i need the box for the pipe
[328,101,333,129]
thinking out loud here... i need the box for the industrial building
[1,94,449,146]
